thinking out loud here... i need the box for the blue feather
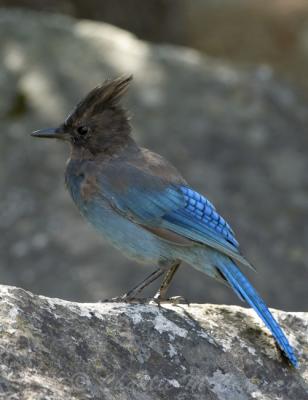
[216,259,298,368]
[161,187,254,270]
[179,187,238,247]
[100,176,254,270]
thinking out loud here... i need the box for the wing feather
[97,158,253,270]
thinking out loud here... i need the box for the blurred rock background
[0,3,307,310]
[3,0,308,92]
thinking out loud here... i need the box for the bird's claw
[100,296,156,304]
[100,296,133,303]
[168,295,190,305]
[153,295,190,306]
[100,295,189,306]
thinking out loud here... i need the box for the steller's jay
[32,75,298,367]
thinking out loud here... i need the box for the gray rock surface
[0,9,307,309]
[0,284,306,399]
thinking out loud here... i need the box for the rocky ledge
[0,285,306,399]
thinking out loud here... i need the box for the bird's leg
[103,267,165,303]
[155,262,180,299]
[103,261,187,304]
[154,261,189,305]
[123,267,165,300]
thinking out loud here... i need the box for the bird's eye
[76,126,89,136]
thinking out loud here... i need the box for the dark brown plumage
[63,75,134,156]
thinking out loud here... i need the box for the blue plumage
[216,259,298,367]
[32,75,298,368]
[180,187,238,247]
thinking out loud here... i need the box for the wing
[162,186,253,270]
[96,157,253,270]
[162,186,239,250]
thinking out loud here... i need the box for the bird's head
[31,75,133,156]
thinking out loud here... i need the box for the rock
[0,284,306,399]
[3,1,308,90]
[0,9,307,309]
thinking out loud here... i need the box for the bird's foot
[100,296,156,304]
[153,294,190,306]
[100,296,128,303]
[168,295,190,305]
[100,294,189,306]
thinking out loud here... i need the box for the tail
[216,259,298,368]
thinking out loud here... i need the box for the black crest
[65,75,133,126]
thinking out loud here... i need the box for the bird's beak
[31,127,67,140]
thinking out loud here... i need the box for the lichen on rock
[0,285,306,399]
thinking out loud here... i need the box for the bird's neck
[69,136,139,161]
[69,146,94,160]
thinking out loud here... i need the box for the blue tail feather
[217,260,298,368]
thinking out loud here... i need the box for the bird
[31,75,298,368]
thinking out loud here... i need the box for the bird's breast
[64,160,174,264]
[65,160,100,208]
